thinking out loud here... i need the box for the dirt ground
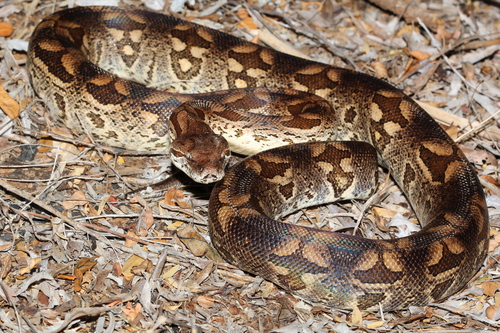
[1,0,500,332]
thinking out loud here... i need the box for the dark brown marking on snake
[357,293,388,310]
[343,106,357,124]
[86,111,105,128]
[418,144,460,183]
[53,92,66,117]
[278,182,295,201]
[282,117,321,130]
[34,45,75,83]
[354,253,405,284]
[102,12,147,31]
[372,93,410,128]
[429,278,454,300]
[294,67,341,91]
[257,159,290,180]
[403,163,416,187]
[86,79,126,105]
[427,242,464,277]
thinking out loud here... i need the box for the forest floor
[1,0,500,332]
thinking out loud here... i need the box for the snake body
[28,7,489,310]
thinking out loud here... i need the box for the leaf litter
[0,0,500,332]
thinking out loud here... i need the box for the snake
[28,6,489,310]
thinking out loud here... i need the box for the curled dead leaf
[177,225,209,256]
[162,188,191,208]
[481,281,500,296]
[197,295,215,308]
[0,22,14,36]
[410,50,430,61]
[0,86,20,119]
[62,190,88,210]
[485,304,500,320]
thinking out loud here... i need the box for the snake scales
[28,6,489,310]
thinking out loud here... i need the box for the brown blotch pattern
[29,7,489,311]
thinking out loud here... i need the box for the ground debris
[0,0,499,332]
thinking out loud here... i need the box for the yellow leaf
[367,321,385,328]
[167,221,184,230]
[76,257,97,273]
[351,305,363,325]
[0,86,20,119]
[163,265,181,279]
[122,255,146,280]
[481,281,500,297]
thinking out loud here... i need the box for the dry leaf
[177,225,209,256]
[162,188,191,208]
[139,208,154,234]
[74,267,83,292]
[237,17,257,29]
[0,86,20,119]
[462,61,475,81]
[102,153,113,163]
[122,301,142,324]
[38,126,75,153]
[125,230,139,247]
[351,305,363,325]
[130,257,153,276]
[17,257,42,275]
[459,145,497,166]
[371,61,388,78]
[122,255,147,280]
[444,124,459,140]
[76,257,97,273]
[74,257,97,292]
[112,262,123,276]
[485,304,500,320]
[167,221,185,230]
[236,8,249,20]
[0,243,12,252]
[481,281,500,296]
[367,321,385,328]
[38,291,49,306]
[163,264,181,279]
[371,207,395,232]
[197,296,215,308]
[410,50,430,61]
[489,233,500,252]
[0,22,14,37]
[62,190,88,210]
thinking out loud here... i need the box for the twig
[368,0,443,31]
[455,109,500,143]
[429,303,500,328]
[0,180,136,254]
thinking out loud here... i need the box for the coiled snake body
[28,7,489,310]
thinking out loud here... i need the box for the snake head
[170,133,231,184]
